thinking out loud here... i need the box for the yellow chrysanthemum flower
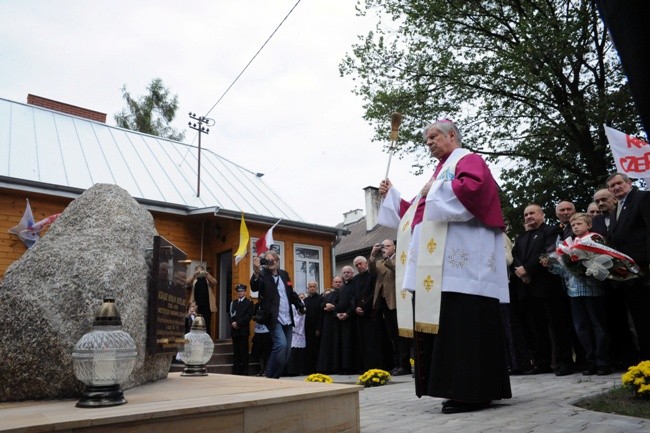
[622,360,650,398]
[305,373,333,384]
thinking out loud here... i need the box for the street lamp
[71,297,137,408]
[180,314,214,376]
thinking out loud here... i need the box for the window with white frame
[293,244,323,294]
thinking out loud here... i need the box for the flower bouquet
[356,369,392,388]
[543,233,641,281]
[305,373,333,384]
[622,360,650,398]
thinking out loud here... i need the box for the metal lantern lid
[93,297,122,326]
[191,314,207,331]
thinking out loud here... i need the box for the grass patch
[575,385,650,419]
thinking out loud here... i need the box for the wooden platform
[0,373,362,433]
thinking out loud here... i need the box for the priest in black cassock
[304,280,323,374]
[352,256,384,371]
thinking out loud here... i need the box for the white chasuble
[378,148,509,336]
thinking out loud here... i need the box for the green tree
[340,0,640,232]
[114,78,185,141]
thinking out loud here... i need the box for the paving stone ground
[290,371,650,432]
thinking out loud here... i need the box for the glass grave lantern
[71,297,138,407]
[180,314,214,376]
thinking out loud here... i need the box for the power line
[204,0,302,117]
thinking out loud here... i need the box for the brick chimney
[27,94,107,123]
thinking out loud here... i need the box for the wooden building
[0,95,345,340]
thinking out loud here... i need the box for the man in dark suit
[250,250,304,378]
[370,239,412,376]
[555,201,577,240]
[512,204,574,376]
[591,189,617,236]
[592,186,638,368]
[230,284,253,375]
[606,172,650,361]
[303,280,323,374]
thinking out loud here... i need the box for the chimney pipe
[364,186,380,232]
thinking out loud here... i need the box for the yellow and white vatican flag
[234,213,250,266]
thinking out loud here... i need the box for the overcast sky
[0,0,432,227]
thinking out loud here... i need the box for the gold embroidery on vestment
[423,275,434,292]
[415,322,439,334]
[426,238,437,254]
[402,219,411,232]
[400,250,407,265]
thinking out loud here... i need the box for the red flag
[255,220,281,255]
[8,199,60,248]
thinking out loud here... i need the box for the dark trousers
[382,299,412,371]
[616,277,650,361]
[604,282,639,367]
[523,295,574,369]
[231,335,249,375]
[304,332,321,374]
[570,296,611,368]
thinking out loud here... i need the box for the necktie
[616,200,624,218]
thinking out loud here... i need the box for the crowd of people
[507,173,650,378]
[249,254,411,378]
[179,119,648,417]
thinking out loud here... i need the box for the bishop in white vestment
[378,119,512,414]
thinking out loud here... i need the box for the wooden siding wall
[2,188,336,339]
[0,189,72,278]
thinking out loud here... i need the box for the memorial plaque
[146,236,188,354]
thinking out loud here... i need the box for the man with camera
[250,250,305,378]
[186,265,217,331]
[370,239,411,376]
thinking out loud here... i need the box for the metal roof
[333,217,396,258]
[0,97,310,226]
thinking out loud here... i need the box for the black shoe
[597,367,613,376]
[582,367,597,376]
[391,367,411,376]
[441,400,491,414]
[554,367,573,376]
[523,366,552,375]
[554,364,574,376]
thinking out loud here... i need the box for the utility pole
[188,113,215,197]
